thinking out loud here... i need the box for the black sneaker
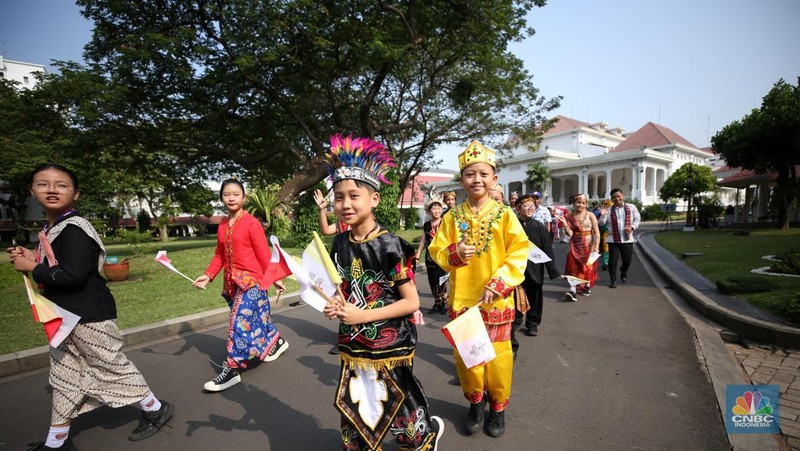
[27,439,74,450]
[128,401,174,441]
[485,409,505,437]
[465,399,486,435]
[264,337,289,362]
[524,325,539,336]
[430,415,445,450]
[203,364,241,392]
[564,292,577,302]
[328,345,340,355]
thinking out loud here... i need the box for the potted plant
[103,256,129,282]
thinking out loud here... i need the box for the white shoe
[204,363,241,392]
[564,292,577,302]
[430,415,445,450]
[263,337,289,362]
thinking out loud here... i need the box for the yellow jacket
[428,199,529,324]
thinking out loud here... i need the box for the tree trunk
[277,158,329,203]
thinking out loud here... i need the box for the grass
[655,228,800,324]
[0,238,300,355]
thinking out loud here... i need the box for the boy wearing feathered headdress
[427,140,529,438]
[322,134,444,451]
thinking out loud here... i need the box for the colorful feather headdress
[326,134,396,190]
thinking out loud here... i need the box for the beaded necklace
[451,199,505,256]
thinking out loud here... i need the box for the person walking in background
[193,178,288,392]
[599,199,614,270]
[599,188,641,288]
[442,191,457,211]
[416,197,449,314]
[489,182,505,203]
[556,193,600,300]
[428,141,529,438]
[510,194,559,354]
[7,163,173,448]
[530,191,551,225]
[322,134,444,450]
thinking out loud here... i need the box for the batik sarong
[49,320,151,424]
[224,285,279,369]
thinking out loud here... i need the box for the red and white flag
[154,250,195,284]
[23,275,80,348]
[259,235,329,312]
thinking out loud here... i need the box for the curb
[637,231,800,348]
[0,291,301,379]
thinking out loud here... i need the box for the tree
[245,185,289,235]
[524,161,550,192]
[712,77,800,230]
[659,163,716,227]
[74,0,559,202]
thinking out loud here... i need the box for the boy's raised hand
[457,235,476,262]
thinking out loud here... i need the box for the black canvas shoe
[27,438,74,450]
[430,415,445,450]
[264,337,289,362]
[465,399,486,435]
[128,401,174,441]
[524,325,539,336]
[564,292,577,302]
[204,363,241,392]
[485,410,505,437]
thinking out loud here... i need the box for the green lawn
[0,238,300,355]
[655,228,800,324]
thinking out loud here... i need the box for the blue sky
[2,1,799,171]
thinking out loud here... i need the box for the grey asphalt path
[0,242,730,450]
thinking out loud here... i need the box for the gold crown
[491,183,503,192]
[458,140,496,171]
[442,191,457,201]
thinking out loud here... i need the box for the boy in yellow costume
[428,141,529,438]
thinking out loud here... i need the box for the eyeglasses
[32,182,74,193]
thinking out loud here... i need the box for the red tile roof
[717,165,800,188]
[612,122,700,152]
[543,115,593,136]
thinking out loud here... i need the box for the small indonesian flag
[260,236,328,312]
[154,250,195,284]
[23,275,80,348]
[441,306,496,369]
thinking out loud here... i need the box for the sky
[2,1,799,171]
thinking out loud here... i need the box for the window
[23,76,30,84]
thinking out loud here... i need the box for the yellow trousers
[454,339,513,412]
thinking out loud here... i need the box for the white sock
[139,392,162,412]
[45,425,70,448]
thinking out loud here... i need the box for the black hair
[515,193,535,207]
[219,178,246,201]
[333,178,377,193]
[426,200,443,212]
[610,188,623,197]
[30,163,79,190]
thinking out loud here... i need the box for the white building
[435,115,715,208]
[0,56,46,89]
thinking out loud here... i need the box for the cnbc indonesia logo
[730,390,775,429]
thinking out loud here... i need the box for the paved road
[0,242,729,450]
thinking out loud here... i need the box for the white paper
[438,273,450,286]
[528,242,551,263]
[442,306,496,369]
[587,251,601,265]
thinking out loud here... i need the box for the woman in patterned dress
[556,194,600,300]
[193,178,288,392]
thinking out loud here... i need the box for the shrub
[771,249,800,275]
[115,229,154,256]
[785,291,800,324]
[641,203,666,221]
[405,208,420,230]
[136,210,151,233]
[292,183,327,247]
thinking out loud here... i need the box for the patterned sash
[610,204,632,243]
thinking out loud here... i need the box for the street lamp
[686,163,694,228]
